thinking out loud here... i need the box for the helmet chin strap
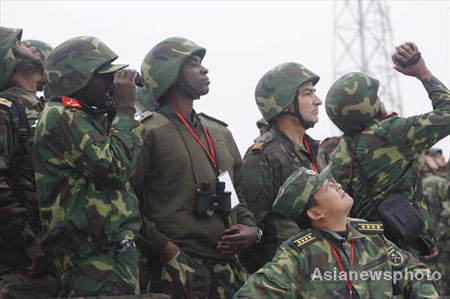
[288,94,316,129]
[177,72,201,100]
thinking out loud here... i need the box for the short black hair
[298,196,319,229]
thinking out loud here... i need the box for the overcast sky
[2,0,449,158]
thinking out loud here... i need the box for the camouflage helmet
[255,62,319,121]
[141,36,206,101]
[0,26,23,91]
[45,36,127,97]
[325,72,381,136]
[136,86,158,112]
[272,164,332,225]
[23,40,52,62]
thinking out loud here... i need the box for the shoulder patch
[198,112,228,127]
[387,244,405,268]
[353,221,384,234]
[62,96,83,109]
[0,97,12,109]
[292,231,319,250]
[250,131,276,152]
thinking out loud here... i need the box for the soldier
[420,151,450,295]
[33,36,144,296]
[22,40,52,92]
[133,36,258,298]
[234,166,439,298]
[325,42,450,258]
[255,117,270,135]
[22,39,53,104]
[241,62,324,272]
[0,26,57,298]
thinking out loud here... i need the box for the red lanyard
[303,136,319,174]
[329,239,354,299]
[175,110,217,169]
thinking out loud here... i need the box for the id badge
[218,170,240,209]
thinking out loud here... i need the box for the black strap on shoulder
[0,93,30,144]
[0,93,31,204]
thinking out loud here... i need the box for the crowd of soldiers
[0,25,449,298]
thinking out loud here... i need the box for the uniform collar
[315,218,366,243]
[159,104,203,130]
[272,123,320,157]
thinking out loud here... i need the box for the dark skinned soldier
[33,36,144,296]
[133,37,257,298]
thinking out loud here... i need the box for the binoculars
[194,182,232,216]
[134,73,144,88]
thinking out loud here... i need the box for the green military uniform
[134,37,256,298]
[241,62,323,272]
[235,220,439,299]
[235,165,439,298]
[318,136,342,165]
[434,200,450,295]
[34,36,144,296]
[326,73,450,257]
[421,167,450,295]
[0,26,57,298]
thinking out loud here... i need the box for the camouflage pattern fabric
[0,26,23,91]
[153,249,247,299]
[254,62,319,121]
[0,86,56,297]
[33,99,144,294]
[325,72,381,136]
[421,171,450,295]
[34,35,144,296]
[234,219,439,298]
[421,172,449,235]
[0,273,58,298]
[44,36,127,97]
[327,74,450,256]
[240,126,324,272]
[318,136,342,165]
[430,200,450,295]
[141,37,206,101]
[60,243,140,297]
[136,86,158,113]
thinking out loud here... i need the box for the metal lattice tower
[333,0,403,114]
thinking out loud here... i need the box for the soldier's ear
[306,207,324,222]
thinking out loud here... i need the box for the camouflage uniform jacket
[421,171,449,236]
[33,99,144,273]
[131,104,256,261]
[330,76,450,254]
[0,87,42,272]
[234,219,438,299]
[241,125,323,271]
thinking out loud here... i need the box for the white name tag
[218,171,240,210]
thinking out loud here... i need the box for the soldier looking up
[33,36,144,296]
[326,42,450,258]
[133,36,257,298]
[241,62,324,272]
[0,26,57,298]
[235,166,439,298]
